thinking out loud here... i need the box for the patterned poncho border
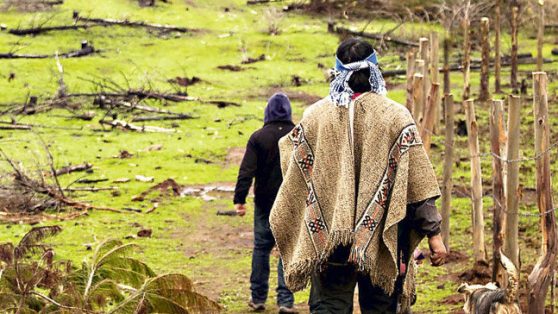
[287,123,422,263]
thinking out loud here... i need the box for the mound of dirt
[446,250,469,264]
[458,261,491,285]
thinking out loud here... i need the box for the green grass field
[0,0,557,312]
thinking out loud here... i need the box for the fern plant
[0,226,63,313]
[0,226,221,313]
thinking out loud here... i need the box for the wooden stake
[490,99,507,285]
[479,17,490,101]
[411,74,424,120]
[420,83,439,156]
[406,49,416,113]
[537,1,545,71]
[462,8,471,101]
[511,6,519,92]
[494,0,502,93]
[552,271,556,314]
[430,32,441,134]
[419,38,430,122]
[464,99,487,263]
[413,61,425,120]
[504,94,521,269]
[528,72,557,314]
[441,94,454,250]
[443,37,451,97]
[430,33,439,85]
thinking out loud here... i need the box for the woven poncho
[269,92,440,305]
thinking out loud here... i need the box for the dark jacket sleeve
[233,136,258,204]
[407,197,442,238]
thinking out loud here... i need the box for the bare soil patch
[225,147,245,168]
[174,199,253,302]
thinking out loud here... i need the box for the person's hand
[428,234,448,266]
[234,204,246,217]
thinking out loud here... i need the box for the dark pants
[250,205,294,306]
[308,247,401,314]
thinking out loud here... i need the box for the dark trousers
[250,205,294,306]
[308,247,400,314]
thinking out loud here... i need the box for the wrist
[427,231,442,240]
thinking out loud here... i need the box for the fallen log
[0,45,96,59]
[76,14,190,33]
[97,98,181,115]
[131,114,194,122]
[67,91,239,108]
[246,0,282,4]
[0,120,82,131]
[76,178,108,184]
[0,124,31,130]
[68,91,197,103]
[8,25,91,36]
[65,187,118,192]
[55,163,93,176]
[99,119,178,133]
[9,11,192,36]
[329,24,419,48]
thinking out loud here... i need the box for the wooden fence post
[528,72,557,313]
[419,38,430,122]
[479,17,490,101]
[430,32,441,134]
[511,6,519,93]
[464,99,487,263]
[504,94,521,269]
[490,99,507,285]
[406,49,416,113]
[414,60,425,120]
[412,74,424,120]
[443,37,451,96]
[430,33,439,87]
[494,0,502,93]
[441,94,454,250]
[421,83,440,156]
[537,1,545,71]
[462,9,471,101]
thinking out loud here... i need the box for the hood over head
[264,93,292,124]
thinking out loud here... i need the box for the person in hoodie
[233,93,297,314]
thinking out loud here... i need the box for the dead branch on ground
[131,114,195,122]
[0,148,122,219]
[0,43,96,59]
[8,11,193,36]
[76,14,190,33]
[55,163,92,176]
[99,119,178,133]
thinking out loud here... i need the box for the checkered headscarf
[329,50,387,107]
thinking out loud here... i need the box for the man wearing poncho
[270,39,447,313]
